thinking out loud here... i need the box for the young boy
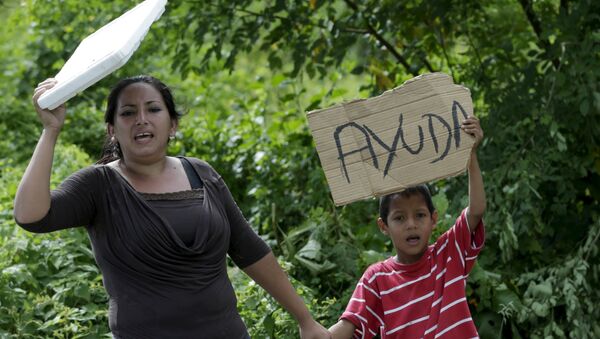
[329,116,486,338]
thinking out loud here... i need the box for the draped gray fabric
[17,157,270,338]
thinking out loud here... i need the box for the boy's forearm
[329,320,355,339]
[467,151,486,230]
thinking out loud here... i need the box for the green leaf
[261,313,275,337]
[530,281,553,298]
[531,301,550,317]
[580,98,590,115]
[296,239,321,260]
[74,284,90,302]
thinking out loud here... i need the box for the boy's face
[377,193,438,264]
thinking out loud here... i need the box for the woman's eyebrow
[119,100,161,108]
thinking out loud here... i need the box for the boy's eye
[120,111,133,116]
[417,212,427,218]
[149,107,162,113]
[395,215,405,222]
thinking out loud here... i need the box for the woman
[14,76,330,338]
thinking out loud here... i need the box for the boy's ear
[377,217,388,235]
[432,210,439,228]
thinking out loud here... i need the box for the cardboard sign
[37,0,168,109]
[306,73,475,206]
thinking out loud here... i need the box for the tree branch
[560,0,569,16]
[427,19,455,81]
[583,218,600,262]
[204,1,433,77]
[341,27,369,34]
[230,5,370,37]
[465,28,487,80]
[421,57,435,73]
[518,0,560,69]
[343,0,423,76]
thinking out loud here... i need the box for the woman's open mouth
[134,132,154,141]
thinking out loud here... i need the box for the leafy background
[1,0,599,338]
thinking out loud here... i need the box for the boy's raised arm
[461,116,486,231]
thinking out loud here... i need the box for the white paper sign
[37,0,168,109]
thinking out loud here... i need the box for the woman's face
[108,82,177,163]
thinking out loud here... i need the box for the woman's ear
[432,210,439,228]
[106,124,114,138]
[170,119,178,135]
[377,217,388,235]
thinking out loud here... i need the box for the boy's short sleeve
[340,265,384,339]
[443,208,485,274]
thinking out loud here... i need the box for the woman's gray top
[17,157,271,338]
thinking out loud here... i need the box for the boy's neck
[394,252,427,265]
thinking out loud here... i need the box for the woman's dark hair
[379,185,435,224]
[96,75,183,165]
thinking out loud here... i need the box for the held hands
[299,319,332,339]
[32,78,66,132]
[461,115,484,150]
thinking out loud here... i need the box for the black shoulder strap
[180,157,203,189]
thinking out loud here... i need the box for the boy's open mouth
[406,235,420,244]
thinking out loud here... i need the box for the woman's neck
[119,156,170,179]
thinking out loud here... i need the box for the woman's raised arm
[13,79,67,223]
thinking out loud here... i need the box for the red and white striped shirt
[341,208,485,338]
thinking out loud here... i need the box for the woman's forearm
[13,128,60,223]
[243,252,330,338]
[243,252,313,324]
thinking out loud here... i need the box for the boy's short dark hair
[379,185,435,224]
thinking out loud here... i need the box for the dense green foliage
[1,0,599,338]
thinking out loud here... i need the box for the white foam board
[37,0,168,110]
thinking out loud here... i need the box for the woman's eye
[120,111,133,116]
[417,213,426,218]
[149,107,162,113]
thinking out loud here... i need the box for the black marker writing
[333,100,467,183]
[398,114,424,155]
[452,100,468,148]
[334,122,379,183]
[423,113,452,163]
